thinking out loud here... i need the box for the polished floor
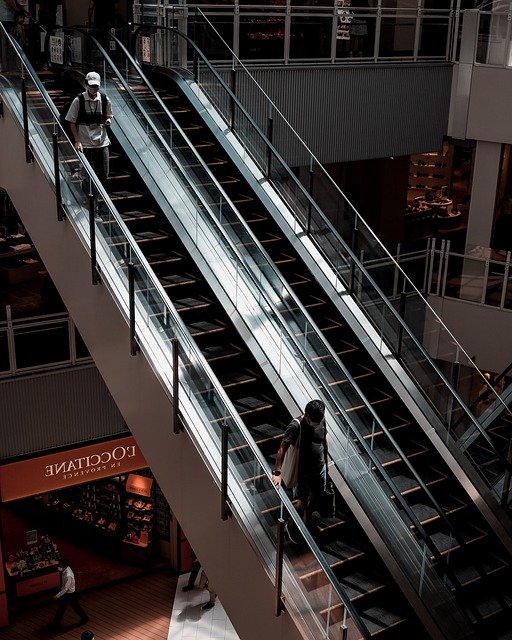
[1,568,176,640]
[1,569,240,640]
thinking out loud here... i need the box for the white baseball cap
[85,72,101,87]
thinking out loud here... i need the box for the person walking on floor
[272,399,329,530]
[50,558,89,629]
[198,570,216,610]
[182,551,201,592]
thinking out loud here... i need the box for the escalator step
[174,296,212,312]
[233,396,273,414]
[110,190,145,200]
[158,273,197,288]
[201,343,243,362]
[186,320,226,336]
[359,606,406,636]
[120,210,158,222]
[146,250,185,265]
[216,369,258,388]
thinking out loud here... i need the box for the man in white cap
[65,71,113,212]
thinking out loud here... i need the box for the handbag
[316,478,336,519]
[280,419,301,489]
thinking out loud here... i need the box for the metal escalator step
[248,422,283,444]
[120,210,158,222]
[388,474,419,495]
[216,369,258,389]
[359,606,407,635]
[158,273,197,288]
[110,190,144,200]
[201,343,243,362]
[174,296,212,312]
[317,540,365,570]
[185,320,226,336]
[133,231,171,243]
[233,396,273,415]
[429,531,461,555]
[409,502,439,525]
[146,251,184,265]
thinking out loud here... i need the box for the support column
[465,140,501,251]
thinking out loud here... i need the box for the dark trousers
[186,559,201,589]
[53,592,88,625]
[83,146,110,192]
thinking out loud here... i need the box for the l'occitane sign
[0,437,147,501]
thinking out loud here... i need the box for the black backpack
[59,92,108,142]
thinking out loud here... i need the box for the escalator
[0,53,434,639]
[125,66,512,638]
[4,25,512,637]
[40,27,512,635]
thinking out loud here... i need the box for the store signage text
[45,445,138,480]
[0,437,147,502]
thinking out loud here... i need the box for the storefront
[0,435,179,627]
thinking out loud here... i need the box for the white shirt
[65,90,113,149]
[55,565,76,598]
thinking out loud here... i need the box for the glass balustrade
[128,21,512,504]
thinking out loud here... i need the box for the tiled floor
[168,574,240,640]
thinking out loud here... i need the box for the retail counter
[5,560,60,598]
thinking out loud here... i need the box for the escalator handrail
[128,22,512,479]
[72,28,503,617]
[4,28,375,638]
[39,26,476,628]
[77,25,483,562]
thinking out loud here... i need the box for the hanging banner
[0,436,147,502]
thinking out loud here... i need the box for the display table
[0,238,41,286]
[122,539,158,568]
[418,197,453,215]
[5,561,60,598]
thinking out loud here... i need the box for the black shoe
[202,601,215,610]
[48,623,60,630]
[182,585,194,592]
[78,617,89,626]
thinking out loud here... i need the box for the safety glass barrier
[135,1,455,64]
[78,29,496,621]
[476,11,512,67]
[0,312,91,377]
[5,30,474,634]
[0,329,8,373]
[0,29,376,640]
[128,23,512,503]
[75,28,512,569]
[128,21,512,501]
[3,29,486,634]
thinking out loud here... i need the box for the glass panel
[378,12,416,58]
[476,12,509,66]
[239,15,286,60]
[289,15,332,59]
[419,16,449,58]
[75,326,90,359]
[14,321,70,369]
[188,13,234,60]
[0,329,9,373]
